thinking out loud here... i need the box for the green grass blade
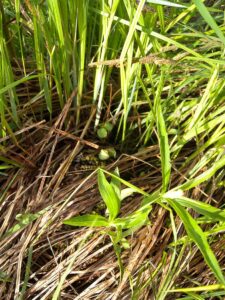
[52,230,93,300]
[155,70,171,192]
[120,0,146,60]
[90,8,225,66]
[146,0,186,8]
[0,14,19,125]
[33,14,52,114]
[0,75,41,96]
[15,0,26,75]
[76,0,88,124]
[0,156,22,168]
[167,199,225,285]
[164,195,225,222]
[93,0,120,128]
[178,155,225,191]
[188,66,219,130]
[18,246,33,300]
[193,0,225,47]
[169,284,225,293]
[102,169,157,199]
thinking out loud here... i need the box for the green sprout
[63,168,152,278]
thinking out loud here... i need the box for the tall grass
[2,0,224,137]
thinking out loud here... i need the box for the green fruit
[97,127,108,139]
[98,149,110,160]
[107,147,116,158]
[104,122,113,133]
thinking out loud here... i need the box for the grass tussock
[1,0,225,299]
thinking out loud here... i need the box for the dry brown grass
[1,96,225,300]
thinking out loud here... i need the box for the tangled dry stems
[0,98,224,300]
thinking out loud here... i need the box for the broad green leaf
[102,169,160,201]
[140,196,150,207]
[113,206,151,229]
[193,0,225,47]
[63,214,109,227]
[113,215,147,229]
[167,199,225,285]
[111,168,121,200]
[98,169,120,221]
